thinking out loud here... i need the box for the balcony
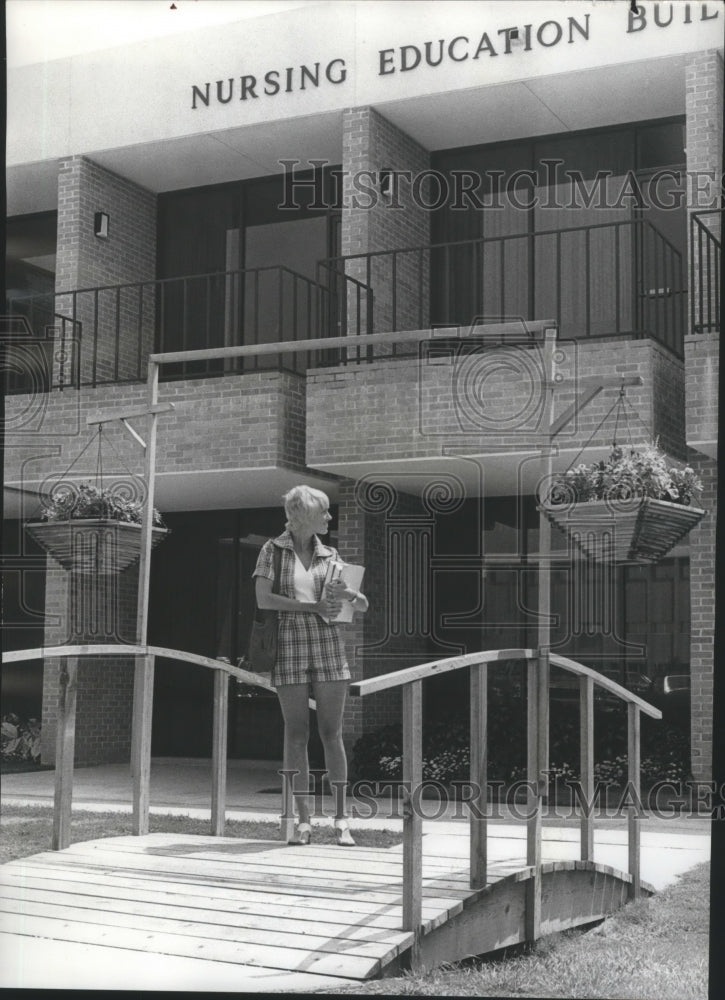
[4,218,688,399]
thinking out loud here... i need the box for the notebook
[320,559,365,623]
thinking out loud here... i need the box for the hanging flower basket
[25,519,168,574]
[541,444,706,564]
[25,482,168,575]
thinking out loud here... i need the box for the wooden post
[280,746,295,843]
[469,662,488,889]
[402,681,423,968]
[526,325,558,943]
[627,702,642,899]
[211,669,229,836]
[52,656,78,851]
[132,360,160,836]
[579,675,595,861]
[525,656,542,942]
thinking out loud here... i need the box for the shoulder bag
[245,543,282,676]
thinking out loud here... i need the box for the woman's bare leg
[312,680,349,820]
[276,683,312,825]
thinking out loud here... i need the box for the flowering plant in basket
[39,482,165,527]
[549,443,703,507]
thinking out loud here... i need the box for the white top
[292,553,317,604]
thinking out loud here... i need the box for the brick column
[688,454,717,782]
[341,108,431,335]
[686,50,723,335]
[41,560,139,766]
[56,156,157,384]
[336,480,432,750]
[684,49,721,782]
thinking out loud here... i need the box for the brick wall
[688,452,717,782]
[686,50,723,335]
[341,108,431,335]
[55,156,157,384]
[4,371,308,489]
[307,337,685,468]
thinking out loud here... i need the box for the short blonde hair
[283,485,329,531]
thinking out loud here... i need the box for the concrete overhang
[3,467,342,520]
[307,445,620,499]
[7,53,688,214]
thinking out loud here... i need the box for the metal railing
[5,265,344,389]
[2,313,81,394]
[322,218,686,358]
[5,216,688,393]
[690,209,722,335]
[349,647,661,966]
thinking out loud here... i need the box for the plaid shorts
[273,613,351,686]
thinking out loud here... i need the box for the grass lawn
[328,862,710,999]
[0,803,400,864]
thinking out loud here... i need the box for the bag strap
[271,542,282,597]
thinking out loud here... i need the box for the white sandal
[288,822,311,845]
[334,819,355,846]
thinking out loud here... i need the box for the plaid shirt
[252,531,350,685]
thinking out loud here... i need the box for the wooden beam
[549,376,643,438]
[86,402,175,425]
[402,681,423,968]
[579,675,595,862]
[211,670,229,836]
[52,656,78,851]
[120,419,146,450]
[525,658,542,944]
[132,361,160,836]
[150,321,557,367]
[627,703,642,900]
[469,663,488,890]
[131,653,155,836]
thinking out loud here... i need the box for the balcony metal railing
[6,265,364,391]
[690,209,722,335]
[322,218,686,358]
[4,217,689,395]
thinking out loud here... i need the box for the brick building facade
[4,2,722,780]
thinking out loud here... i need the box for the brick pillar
[684,49,721,782]
[686,50,723,335]
[56,156,157,384]
[336,480,434,751]
[341,108,431,336]
[688,454,717,782]
[41,559,139,766]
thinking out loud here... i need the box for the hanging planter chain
[25,421,168,575]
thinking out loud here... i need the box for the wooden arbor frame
[8,323,666,953]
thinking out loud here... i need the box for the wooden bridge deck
[0,831,652,989]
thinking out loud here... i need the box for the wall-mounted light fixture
[379,169,394,199]
[94,212,110,239]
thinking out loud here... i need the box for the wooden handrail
[5,644,314,849]
[548,654,662,720]
[349,648,662,719]
[349,647,661,960]
[349,649,535,697]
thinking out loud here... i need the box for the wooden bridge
[3,643,660,985]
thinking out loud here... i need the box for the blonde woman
[253,485,368,845]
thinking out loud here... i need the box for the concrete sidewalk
[2,756,712,892]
